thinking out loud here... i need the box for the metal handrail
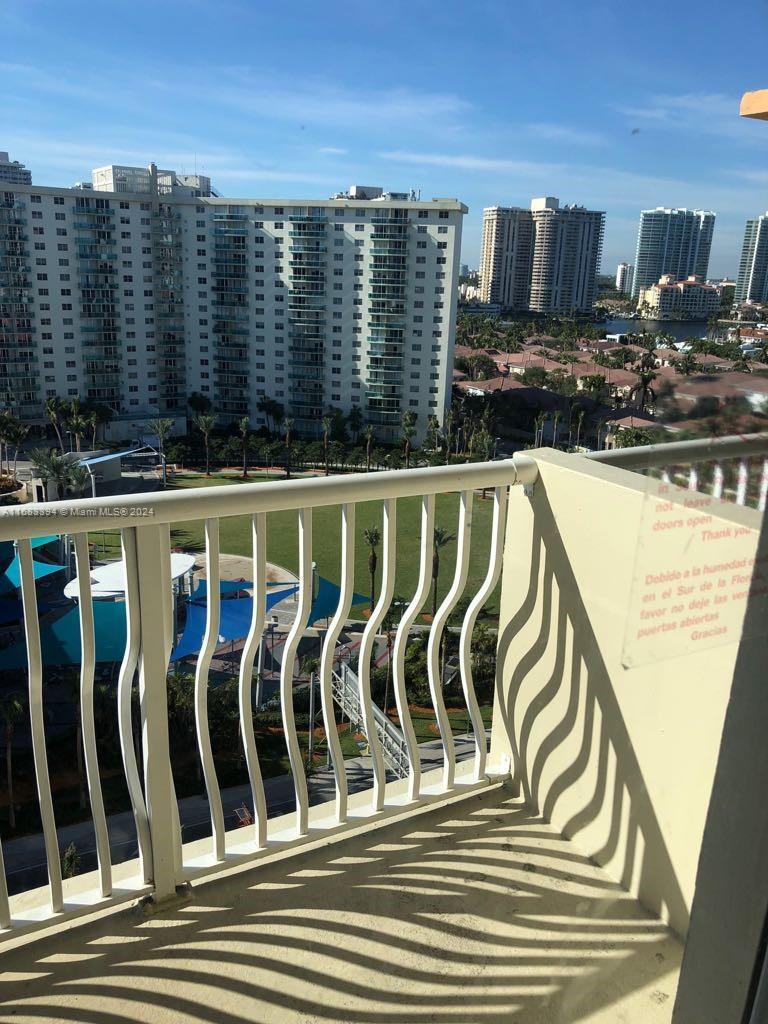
[587,433,768,470]
[0,457,537,541]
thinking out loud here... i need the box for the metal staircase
[330,662,409,779]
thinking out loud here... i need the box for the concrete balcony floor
[0,785,682,1024]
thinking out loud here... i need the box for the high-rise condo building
[735,212,768,305]
[478,206,534,309]
[0,151,31,186]
[478,198,604,314]
[528,198,605,314]
[0,166,465,442]
[631,207,715,299]
[615,262,634,296]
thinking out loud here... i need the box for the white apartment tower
[632,207,715,299]
[479,206,534,309]
[0,152,31,186]
[528,198,605,314]
[735,212,768,305]
[615,262,634,296]
[478,198,603,314]
[0,167,464,442]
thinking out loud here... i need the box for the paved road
[3,734,485,896]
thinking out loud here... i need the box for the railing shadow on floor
[0,788,680,1024]
[494,487,689,936]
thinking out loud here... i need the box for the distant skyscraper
[528,198,605,314]
[479,198,603,314]
[632,207,715,299]
[735,213,768,305]
[615,262,634,296]
[0,151,31,185]
[479,206,534,309]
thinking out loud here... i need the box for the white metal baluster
[318,503,354,823]
[0,840,9,928]
[391,493,435,802]
[194,518,225,862]
[687,465,699,492]
[427,489,473,792]
[135,524,178,901]
[237,513,268,849]
[712,461,724,500]
[159,523,183,881]
[759,459,768,513]
[661,466,671,485]
[357,498,396,813]
[280,508,312,837]
[73,533,111,897]
[117,528,151,884]
[737,458,749,506]
[458,485,508,782]
[18,538,63,913]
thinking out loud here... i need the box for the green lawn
[92,471,502,619]
[174,473,501,618]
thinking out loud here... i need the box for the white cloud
[378,150,562,176]
[206,75,470,129]
[526,123,606,146]
[614,92,762,143]
[318,146,348,156]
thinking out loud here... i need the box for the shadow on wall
[494,485,690,937]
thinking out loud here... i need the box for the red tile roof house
[671,372,768,413]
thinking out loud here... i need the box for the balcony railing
[0,432,764,1019]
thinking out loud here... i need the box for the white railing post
[712,462,724,500]
[134,524,180,901]
[759,459,768,513]
[687,465,699,492]
[737,459,749,506]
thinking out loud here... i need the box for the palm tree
[44,396,65,450]
[363,526,380,613]
[237,416,250,478]
[283,417,294,479]
[149,417,174,460]
[551,409,562,448]
[534,411,547,447]
[630,369,658,412]
[65,399,88,453]
[575,409,586,448]
[400,409,417,469]
[321,416,332,476]
[431,526,455,617]
[86,411,98,450]
[732,353,753,373]
[0,412,15,476]
[363,425,374,473]
[8,420,28,479]
[674,352,700,376]
[67,463,92,498]
[443,408,454,465]
[0,692,25,830]
[193,413,217,476]
[348,405,363,445]
[29,448,72,501]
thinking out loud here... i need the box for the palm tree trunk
[6,725,14,830]
[205,440,211,476]
[242,443,248,479]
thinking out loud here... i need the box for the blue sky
[1,0,766,277]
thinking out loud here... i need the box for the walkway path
[3,734,484,896]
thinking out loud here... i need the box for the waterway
[598,317,711,343]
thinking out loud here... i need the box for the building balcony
[289,245,328,254]
[0,436,766,1022]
